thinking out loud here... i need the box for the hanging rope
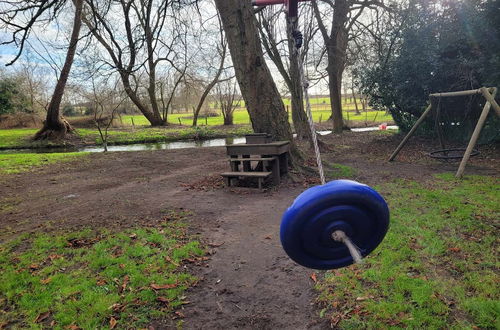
[291,21,326,185]
[332,231,364,264]
[291,20,363,264]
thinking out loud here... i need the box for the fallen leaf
[120,275,129,293]
[40,277,52,285]
[34,312,50,323]
[310,273,317,283]
[50,320,56,327]
[48,254,63,261]
[119,264,126,269]
[129,233,137,239]
[97,279,107,286]
[164,256,179,266]
[67,324,80,330]
[109,303,125,312]
[150,283,177,290]
[157,296,170,303]
[448,247,461,253]
[29,264,39,271]
[109,317,117,329]
[174,311,185,319]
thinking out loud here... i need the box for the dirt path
[1,132,498,329]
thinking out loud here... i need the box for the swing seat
[280,180,389,270]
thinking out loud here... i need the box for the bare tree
[89,79,125,152]
[1,0,84,139]
[215,78,239,125]
[83,0,191,126]
[192,14,229,127]
[15,52,52,114]
[312,0,389,133]
[257,4,316,141]
[158,67,186,123]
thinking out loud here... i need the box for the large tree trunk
[328,56,344,133]
[287,18,312,141]
[313,0,349,134]
[328,0,349,133]
[35,0,83,140]
[214,0,293,143]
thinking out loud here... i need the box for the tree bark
[35,0,83,140]
[214,0,293,144]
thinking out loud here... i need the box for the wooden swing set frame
[388,87,500,178]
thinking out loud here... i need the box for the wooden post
[388,103,433,161]
[429,89,482,98]
[456,88,498,178]
[480,87,500,117]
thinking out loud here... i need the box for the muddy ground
[1,132,498,329]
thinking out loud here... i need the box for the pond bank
[0,125,253,151]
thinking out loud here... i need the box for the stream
[1,126,398,154]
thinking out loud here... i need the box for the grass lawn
[0,129,39,149]
[0,213,204,329]
[121,108,392,127]
[0,153,88,174]
[76,126,253,146]
[0,126,254,149]
[315,174,499,328]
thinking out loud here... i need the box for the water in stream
[1,126,398,154]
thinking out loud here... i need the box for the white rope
[332,230,364,264]
[291,20,363,264]
[295,43,326,185]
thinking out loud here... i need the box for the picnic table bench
[222,139,290,190]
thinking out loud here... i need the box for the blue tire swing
[253,0,390,270]
[281,180,389,269]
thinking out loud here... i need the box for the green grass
[0,216,204,329]
[315,174,500,328]
[0,129,39,149]
[0,153,88,174]
[121,107,393,127]
[0,126,254,149]
[76,126,252,146]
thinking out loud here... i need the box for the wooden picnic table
[224,141,290,186]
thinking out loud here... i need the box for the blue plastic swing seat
[280,180,390,270]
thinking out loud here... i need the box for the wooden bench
[228,156,279,184]
[221,171,272,190]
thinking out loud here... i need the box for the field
[120,97,393,127]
